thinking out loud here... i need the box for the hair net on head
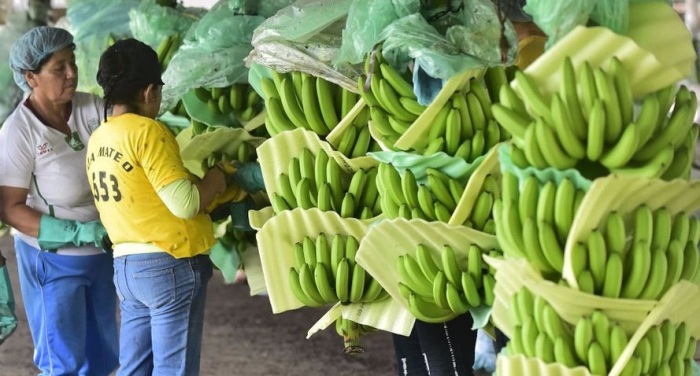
[9,26,75,92]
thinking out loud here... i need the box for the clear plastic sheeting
[160,0,264,111]
[247,0,354,82]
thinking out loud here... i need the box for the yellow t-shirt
[85,113,215,258]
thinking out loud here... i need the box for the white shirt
[0,92,105,255]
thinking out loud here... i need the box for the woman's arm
[0,186,41,237]
[157,168,226,220]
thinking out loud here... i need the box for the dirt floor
[0,233,398,376]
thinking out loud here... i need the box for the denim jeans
[392,314,478,376]
[113,252,212,376]
[15,238,119,376]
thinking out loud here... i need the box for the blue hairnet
[9,26,74,92]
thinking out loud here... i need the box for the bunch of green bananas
[288,233,387,307]
[494,56,698,179]
[334,317,376,355]
[357,48,426,147]
[218,222,256,254]
[630,319,697,376]
[507,290,634,376]
[194,84,263,122]
[416,78,510,160]
[269,148,381,219]
[494,172,586,276]
[396,244,496,323]
[155,32,181,72]
[376,164,454,222]
[200,142,257,171]
[458,174,499,233]
[260,69,380,158]
[571,206,700,300]
[170,99,189,118]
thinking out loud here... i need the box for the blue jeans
[113,253,212,376]
[392,314,477,376]
[15,238,119,376]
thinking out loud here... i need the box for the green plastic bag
[128,0,207,50]
[228,0,296,17]
[160,0,264,111]
[382,1,518,80]
[0,12,33,122]
[67,0,140,42]
[67,0,140,95]
[333,0,402,67]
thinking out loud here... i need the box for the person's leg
[114,255,154,376]
[124,253,212,376]
[81,252,119,376]
[392,327,429,376]
[415,314,478,376]
[15,238,90,375]
[181,255,212,375]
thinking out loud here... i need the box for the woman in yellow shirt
[86,38,261,376]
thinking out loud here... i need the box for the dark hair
[96,38,164,120]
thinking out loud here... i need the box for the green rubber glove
[37,215,112,252]
[228,162,265,193]
[0,265,17,345]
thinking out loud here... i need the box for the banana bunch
[334,109,383,158]
[376,164,461,223]
[495,172,586,275]
[288,233,388,307]
[572,206,700,300]
[194,84,263,122]
[417,80,509,161]
[357,48,426,146]
[495,57,699,178]
[458,174,499,234]
[269,148,381,219]
[170,100,189,118]
[507,289,636,376]
[218,222,256,253]
[397,244,496,323]
[201,142,257,170]
[631,319,697,376]
[155,32,181,72]
[334,317,376,355]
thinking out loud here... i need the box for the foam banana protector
[306,294,416,337]
[231,246,266,296]
[355,218,499,327]
[519,23,693,99]
[562,176,700,288]
[393,69,479,151]
[175,126,265,177]
[488,257,656,340]
[624,1,696,90]
[255,208,368,313]
[498,144,592,192]
[607,281,700,376]
[496,354,593,376]
[210,219,242,283]
[181,89,239,127]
